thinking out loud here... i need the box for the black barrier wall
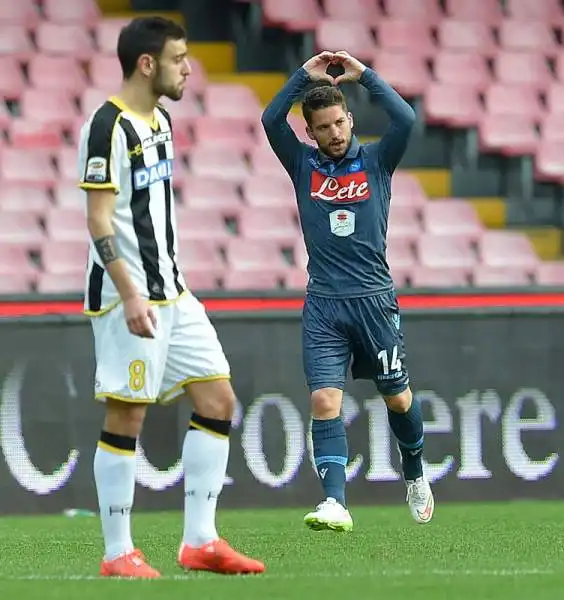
[0,310,563,515]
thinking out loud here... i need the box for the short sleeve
[78,101,123,192]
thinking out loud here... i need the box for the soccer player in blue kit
[261,51,434,531]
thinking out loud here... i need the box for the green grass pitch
[1,501,563,599]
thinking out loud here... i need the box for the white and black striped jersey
[78,96,185,314]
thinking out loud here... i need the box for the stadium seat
[249,146,291,179]
[261,0,324,32]
[242,174,296,208]
[35,23,95,59]
[28,56,88,94]
[534,140,564,183]
[237,206,299,243]
[478,116,538,156]
[56,147,80,184]
[203,84,263,121]
[36,273,84,294]
[185,57,208,95]
[223,269,282,290]
[20,89,81,127]
[0,0,40,26]
[181,175,243,215]
[0,213,44,250]
[88,55,122,91]
[0,150,58,187]
[176,209,233,242]
[545,83,564,114]
[390,172,428,207]
[372,52,430,97]
[94,19,131,54]
[80,88,111,117]
[0,104,12,129]
[535,261,564,285]
[416,235,477,271]
[0,56,26,98]
[444,0,504,22]
[436,20,497,53]
[432,52,491,90]
[293,238,308,269]
[540,114,564,142]
[478,231,539,271]
[382,0,443,23]
[423,84,483,128]
[189,147,251,183]
[182,270,221,291]
[376,20,436,56]
[472,266,531,287]
[177,239,225,273]
[191,117,256,153]
[386,237,417,269]
[41,240,88,274]
[553,57,564,85]
[0,274,33,294]
[0,245,39,279]
[0,184,52,216]
[53,184,83,208]
[159,94,203,129]
[387,205,421,243]
[8,120,65,150]
[497,20,559,54]
[225,238,289,273]
[505,0,564,21]
[483,84,543,120]
[0,25,35,59]
[316,20,377,62]
[44,208,87,242]
[494,52,552,89]
[421,200,484,242]
[42,0,101,24]
[410,266,469,288]
[323,0,382,23]
[283,267,308,290]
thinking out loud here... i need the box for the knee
[384,387,413,413]
[104,399,147,437]
[311,388,343,419]
[188,379,236,421]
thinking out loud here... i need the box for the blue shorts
[302,292,409,396]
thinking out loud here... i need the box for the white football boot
[303,497,353,532]
[406,476,434,524]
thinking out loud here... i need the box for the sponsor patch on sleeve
[85,157,108,183]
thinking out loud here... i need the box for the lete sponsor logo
[310,170,370,203]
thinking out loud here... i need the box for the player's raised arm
[333,51,416,174]
[261,51,337,175]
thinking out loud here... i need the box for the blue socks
[311,417,348,507]
[387,396,424,481]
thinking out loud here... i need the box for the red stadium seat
[88,55,122,91]
[28,56,88,94]
[284,267,308,290]
[237,206,299,243]
[0,25,35,59]
[53,184,82,208]
[483,84,543,120]
[372,52,430,97]
[387,205,421,243]
[410,266,469,288]
[44,208,88,242]
[0,213,44,250]
[472,266,531,287]
[223,269,283,291]
[498,20,558,54]
[182,270,221,291]
[20,89,81,127]
[421,200,484,243]
[0,274,33,294]
[191,117,256,153]
[36,273,84,294]
[94,19,131,54]
[261,0,323,32]
[534,140,564,183]
[494,52,552,89]
[35,23,95,59]
[535,261,564,285]
[323,0,382,22]
[444,0,504,22]
[416,235,477,271]
[376,20,436,56]
[424,84,483,128]
[176,209,232,242]
[181,176,243,216]
[242,174,296,208]
[0,150,57,187]
[41,240,88,274]
[316,20,377,62]
[382,0,443,23]
[479,116,538,156]
[203,84,262,121]
[8,120,64,150]
[0,184,52,216]
[43,0,101,24]
[225,238,289,272]
[432,52,491,91]
[478,231,539,271]
[189,147,251,183]
[0,245,39,279]
[0,0,40,26]
[505,0,564,21]
[437,20,496,53]
[0,57,26,98]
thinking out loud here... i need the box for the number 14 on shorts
[378,345,402,375]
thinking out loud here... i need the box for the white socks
[93,443,136,561]
[182,427,230,547]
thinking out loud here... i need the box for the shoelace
[407,482,427,503]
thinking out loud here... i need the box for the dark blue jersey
[261,67,415,298]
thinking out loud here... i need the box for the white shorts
[91,292,230,404]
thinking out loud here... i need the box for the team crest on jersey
[310,171,370,203]
[329,209,355,237]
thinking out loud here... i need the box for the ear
[306,125,316,141]
[348,111,354,130]
[138,53,156,78]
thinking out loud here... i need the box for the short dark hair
[302,84,348,126]
[117,17,186,79]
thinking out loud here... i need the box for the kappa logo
[319,467,328,479]
[142,130,172,150]
[310,170,370,203]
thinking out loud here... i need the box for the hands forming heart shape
[303,51,367,86]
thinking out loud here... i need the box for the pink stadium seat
[223,269,282,291]
[286,114,310,144]
[540,114,564,142]
[372,52,430,97]
[410,266,469,288]
[386,237,416,284]
[416,235,477,271]
[316,20,377,62]
[41,240,88,274]
[44,208,87,242]
[472,266,531,287]
[323,0,382,22]
[553,57,564,84]
[494,52,552,89]
[505,0,564,21]
[535,261,564,285]
[159,94,202,129]
[88,56,122,91]
[176,209,232,242]
[249,146,291,179]
[376,20,436,56]
[28,56,88,94]
[444,0,504,22]
[0,185,52,216]
[0,245,39,279]
[535,141,564,183]
[35,23,95,59]
[182,270,221,291]
[387,205,421,243]
[9,120,64,150]
[242,175,296,208]
[0,104,12,129]
[94,19,130,54]
[225,238,289,273]
[181,176,242,216]
[0,274,33,294]
[0,213,44,250]
[81,88,111,116]
[284,267,308,290]
[484,85,543,120]
[391,269,409,288]
[545,83,564,113]
[0,57,26,98]
[261,0,323,32]
[390,172,428,208]
[53,184,82,208]
[191,117,255,153]
[56,147,80,184]
[293,238,308,269]
[432,52,491,90]
[36,273,84,294]
[42,0,101,24]
[382,0,443,22]
[176,240,225,276]
[0,0,40,26]
[185,57,208,95]
[0,25,34,59]
[237,207,299,243]
[424,84,483,128]
[0,150,57,187]
[437,20,496,53]
[478,116,538,156]
[421,200,484,242]
[498,20,558,54]
[20,89,80,127]
[189,147,250,183]
[478,231,539,271]
[203,84,262,121]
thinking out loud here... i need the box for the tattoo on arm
[94,235,120,265]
